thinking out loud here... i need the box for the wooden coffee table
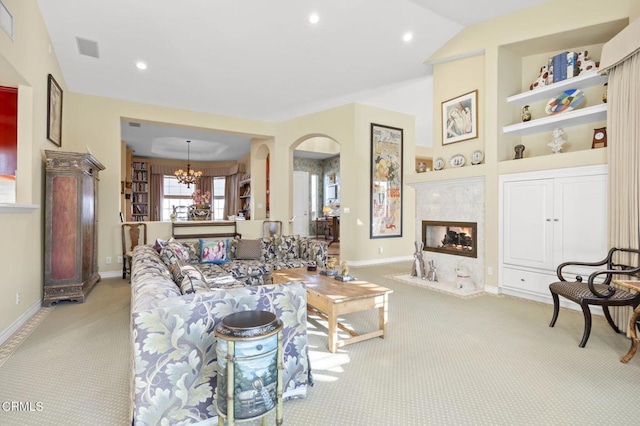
[272,269,392,353]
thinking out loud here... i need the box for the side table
[215,311,283,425]
[613,280,640,363]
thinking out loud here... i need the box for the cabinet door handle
[520,278,525,281]
[546,218,551,221]
[554,218,559,222]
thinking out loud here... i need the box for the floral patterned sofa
[130,235,327,425]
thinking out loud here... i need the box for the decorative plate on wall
[471,150,484,165]
[545,89,585,115]
[449,154,466,168]
[434,158,445,171]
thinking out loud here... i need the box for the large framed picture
[442,90,478,145]
[47,74,63,146]
[370,123,403,239]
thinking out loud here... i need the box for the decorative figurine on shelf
[529,65,552,90]
[170,205,178,223]
[426,260,438,282]
[410,241,427,279]
[548,127,567,154]
[602,82,608,103]
[514,144,525,160]
[320,256,338,276]
[416,162,427,173]
[521,105,532,122]
[577,50,599,74]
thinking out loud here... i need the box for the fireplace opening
[422,220,477,258]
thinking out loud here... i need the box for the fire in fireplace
[421,220,477,258]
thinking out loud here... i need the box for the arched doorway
[291,135,340,256]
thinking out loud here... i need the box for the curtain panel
[600,17,640,333]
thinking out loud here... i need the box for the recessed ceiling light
[403,32,413,42]
[309,13,319,24]
[135,61,147,70]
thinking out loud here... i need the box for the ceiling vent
[76,37,100,59]
[0,1,13,39]
[128,122,141,128]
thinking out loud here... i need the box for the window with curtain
[212,176,225,220]
[161,176,226,220]
[161,176,193,221]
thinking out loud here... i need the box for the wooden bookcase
[131,159,149,221]
[238,174,251,219]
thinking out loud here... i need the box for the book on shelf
[551,51,579,83]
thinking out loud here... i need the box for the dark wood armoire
[44,150,105,306]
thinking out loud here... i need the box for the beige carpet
[1,261,639,425]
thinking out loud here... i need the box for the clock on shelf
[592,127,607,149]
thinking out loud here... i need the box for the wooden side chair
[121,223,147,279]
[549,247,640,347]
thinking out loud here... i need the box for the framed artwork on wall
[47,74,63,147]
[370,123,403,239]
[442,90,478,145]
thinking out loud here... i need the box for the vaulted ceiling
[36,0,548,159]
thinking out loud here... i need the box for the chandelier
[174,140,202,188]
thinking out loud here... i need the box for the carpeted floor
[1,261,639,425]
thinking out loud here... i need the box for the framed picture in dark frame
[47,74,63,146]
[442,90,478,145]
[370,123,403,239]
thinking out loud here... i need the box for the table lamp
[323,206,331,217]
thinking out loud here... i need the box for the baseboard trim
[0,299,43,346]
[100,270,123,279]
[484,285,500,295]
[347,255,413,267]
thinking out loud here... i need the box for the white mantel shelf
[0,203,40,213]
[406,164,488,186]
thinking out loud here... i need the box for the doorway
[293,171,309,236]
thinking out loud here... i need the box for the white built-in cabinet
[499,165,607,303]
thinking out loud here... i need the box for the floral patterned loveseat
[130,243,314,425]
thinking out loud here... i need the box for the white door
[503,179,555,270]
[554,174,607,268]
[293,171,309,236]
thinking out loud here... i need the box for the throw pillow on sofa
[200,239,230,264]
[161,241,200,264]
[160,244,184,268]
[235,239,262,260]
[177,265,209,294]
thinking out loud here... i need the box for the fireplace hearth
[422,220,477,258]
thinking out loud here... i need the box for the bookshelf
[131,159,149,221]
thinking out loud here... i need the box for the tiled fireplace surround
[411,177,485,289]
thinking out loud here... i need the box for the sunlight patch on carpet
[385,274,485,298]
